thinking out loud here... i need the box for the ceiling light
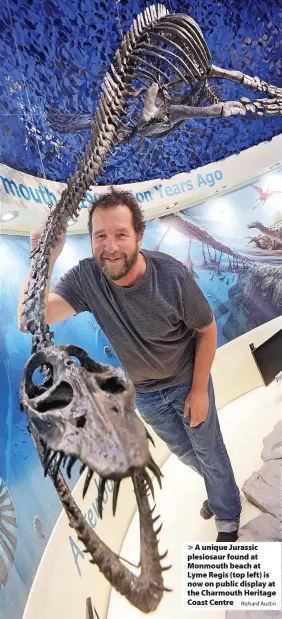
[216,186,227,193]
[0,210,19,222]
[166,202,178,210]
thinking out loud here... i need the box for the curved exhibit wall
[1,134,282,234]
[0,165,282,619]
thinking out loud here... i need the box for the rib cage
[21,4,213,352]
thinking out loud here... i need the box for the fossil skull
[20,344,154,482]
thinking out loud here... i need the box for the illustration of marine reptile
[248,221,282,250]
[247,235,273,250]
[158,212,252,272]
[19,4,282,613]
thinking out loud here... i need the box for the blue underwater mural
[0,0,281,185]
[0,166,282,619]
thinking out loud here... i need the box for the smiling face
[91,205,143,281]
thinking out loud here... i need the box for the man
[18,187,241,541]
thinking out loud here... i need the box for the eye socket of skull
[61,344,109,374]
[35,381,74,413]
[24,352,53,397]
[95,375,126,394]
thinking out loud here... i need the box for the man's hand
[184,387,209,428]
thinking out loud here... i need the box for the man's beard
[98,245,139,281]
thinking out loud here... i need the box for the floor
[107,380,282,619]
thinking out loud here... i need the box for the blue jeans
[135,376,241,533]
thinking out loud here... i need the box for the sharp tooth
[142,470,155,500]
[146,429,155,447]
[44,450,57,477]
[67,456,77,479]
[43,447,51,464]
[53,452,64,480]
[151,580,173,592]
[112,480,121,516]
[151,503,157,515]
[62,455,68,467]
[98,477,106,518]
[147,457,163,489]
[161,564,172,571]
[82,469,93,498]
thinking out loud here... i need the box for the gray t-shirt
[52,249,213,392]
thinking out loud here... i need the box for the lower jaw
[53,465,168,613]
[39,434,168,612]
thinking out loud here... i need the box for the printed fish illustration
[47,110,93,133]
[33,516,46,540]
[0,476,17,587]
[104,346,116,359]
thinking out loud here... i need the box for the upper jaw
[27,388,151,479]
[21,343,151,477]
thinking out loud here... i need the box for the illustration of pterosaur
[252,185,282,208]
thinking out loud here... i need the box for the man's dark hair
[88,187,146,238]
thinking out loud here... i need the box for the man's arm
[192,316,217,391]
[184,316,217,427]
[18,222,76,331]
